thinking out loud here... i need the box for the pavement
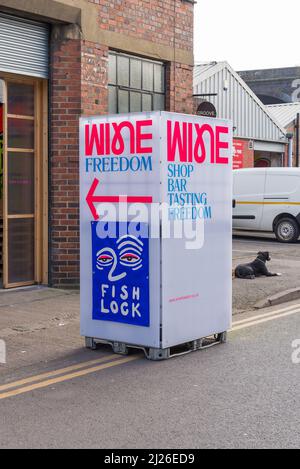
[0,300,299,449]
[0,287,81,374]
[233,232,300,313]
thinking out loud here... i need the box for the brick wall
[243,143,254,168]
[233,139,254,169]
[166,62,194,114]
[81,41,109,116]
[88,0,193,52]
[50,0,194,288]
[50,36,82,287]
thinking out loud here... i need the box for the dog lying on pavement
[234,251,282,280]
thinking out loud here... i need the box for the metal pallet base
[85,332,227,361]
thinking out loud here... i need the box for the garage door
[0,13,49,79]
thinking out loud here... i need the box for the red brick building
[0,0,194,289]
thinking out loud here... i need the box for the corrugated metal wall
[194,64,286,143]
[0,13,49,79]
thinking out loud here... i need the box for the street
[1,234,299,372]
[0,0,299,452]
[233,232,300,312]
[0,233,299,449]
[0,299,299,449]
[0,234,300,449]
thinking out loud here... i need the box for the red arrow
[86,178,153,220]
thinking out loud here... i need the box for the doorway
[0,75,48,289]
[254,151,283,168]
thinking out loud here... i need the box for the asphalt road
[233,231,300,312]
[0,301,299,449]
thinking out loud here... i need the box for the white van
[233,168,300,243]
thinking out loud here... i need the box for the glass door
[3,81,36,287]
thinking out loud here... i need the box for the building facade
[267,102,300,167]
[0,0,195,289]
[239,67,300,105]
[194,62,288,170]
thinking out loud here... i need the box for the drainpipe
[286,132,294,167]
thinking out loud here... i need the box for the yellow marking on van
[236,201,300,206]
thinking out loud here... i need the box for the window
[109,52,165,114]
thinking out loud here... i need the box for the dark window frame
[108,51,166,114]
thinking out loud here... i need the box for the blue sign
[92,222,150,327]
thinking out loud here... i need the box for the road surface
[0,300,299,449]
[233,232,300,312]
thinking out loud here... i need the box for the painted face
[96,235,144,282]
[92,221,150,327]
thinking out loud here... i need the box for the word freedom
[86,155,152,173]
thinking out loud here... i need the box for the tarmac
[1,298,300,449]
[0,232,299,374]
[233,232,300,313]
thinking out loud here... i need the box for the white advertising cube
[80,112,232,350]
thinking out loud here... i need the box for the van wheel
[274,218,300,243]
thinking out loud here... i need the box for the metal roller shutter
[0,13,49,79]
